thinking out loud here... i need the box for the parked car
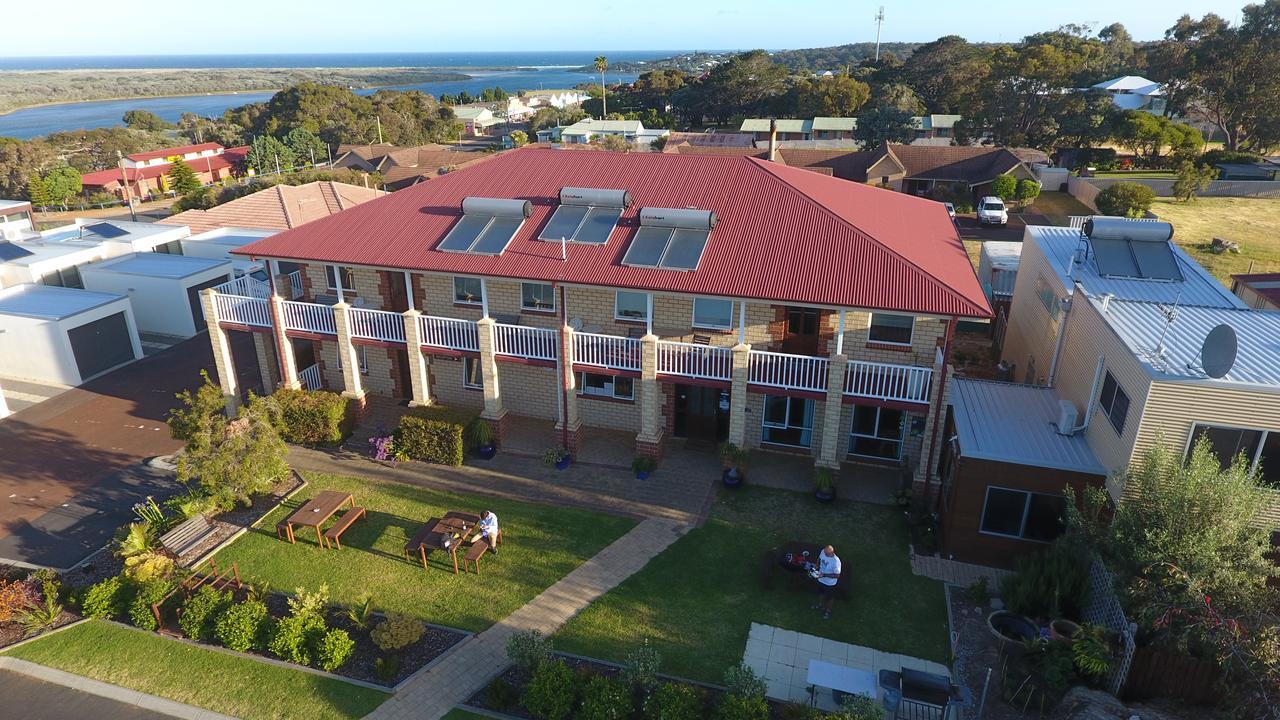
[943,202,956,219]
[977,197,1008,226]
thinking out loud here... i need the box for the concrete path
[0,658,234,720]
[367,517,688,720]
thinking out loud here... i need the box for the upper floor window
[1035,275,1061,321]
[521,282,555,312]
[326,265,355,292]
[692,297,733,330]
[615,290,649,321]
[1098,371,1129,434]
[454,276,484,305]
[979,487,1066,542]
[1190,424,1280,486]
[869,313,914,345]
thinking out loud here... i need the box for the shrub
[1000,540,1090,620]
[644,682,703,720]
[466,418,493,450]
[123,552,176,583]
[992,174,1017,200]
[578,675,633,720]
[16,581,63,636]
[270,389,349,445]
[179,586,232,641]
[507,629,555,676]
[215,599,270,652]
[371,612,425,652]
[1016,178,1041,207]
[484,678,521,711]
[966,576,990,606]
[374,655,401,681]
[286,584,329,620]
[713,694,769,720]
[0,578,38,622]
[830,695,882,720]
[1095,181,1155,217]
[395,415,465,466]
[775,703,822,720]
[344,593,374,630]
[317,628,356,671]
[80,576,126,620]
[1199,149,1261,167]
[622,638,662,692]
[722,663,767,700]
[269,612,326,665]
[523,659,577,720]
[116,522,156,559]
[128,579,176,631]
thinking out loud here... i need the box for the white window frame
[1098,370,1129,435]
[521,282,556,312]
[847,405,905,460]
[761,395,815,448]
[463,356,484,389]
[977,486,1065,543]
[334,344,369,375]
[868,313,915,346]
[614,290,649,321]
[691,297,734,330]
[326,265,355,293]
[575,371,634,401]
[454,276,484,306]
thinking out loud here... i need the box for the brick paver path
[911,553,1012,587]
[366,517,687,720]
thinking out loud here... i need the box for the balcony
[494,323,558,361]
[657,341,731,382]
[213,275,270,299]
[212,293,271,328]
[573,333,641,372]
[418,315,479,352]
[748,350,829,392]
[349,307,406,344]
[845,360,933,404]
[281,300,336,335]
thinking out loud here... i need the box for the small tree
[508,130,528,147]
[176,391,288,508]
[1015,178,1041,208]
[1095,181,1155,217]
[43,167,82,205]
[991,175,1018,202]
[243,135,296,176]
[594,56,609,118]
[853,104,917,147]
[282,128,327,167]
[592,134,631,152]
[122,109,173,132]
[168,370,227,441]
[167,158,203,196]
[26,174,51,207]
[1172,161,1218,203]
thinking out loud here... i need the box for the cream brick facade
[495,362,558,420]
[430,356,485,410]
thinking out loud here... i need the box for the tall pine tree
[26,174,51,207]
[167,158,202,195]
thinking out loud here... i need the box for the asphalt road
[0,668,178,720]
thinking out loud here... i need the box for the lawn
[4,621,388,720]
[554,486,950,683]
[214,472,637,632]
[1025,191,1094,225]
[1152,197,1280,283]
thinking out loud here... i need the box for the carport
[0,284,143,385]
[80,253,232,338]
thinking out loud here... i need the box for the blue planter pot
[555,457,572,471]
[722,468,744,488]
[477,445,496,460]
[815,489,836,503]
[635,470,650,480]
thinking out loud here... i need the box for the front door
[394,348,414,400]
[386,271,410,312]
[674,384,729,443]
[782,307,821,355]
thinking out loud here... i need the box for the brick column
[332,302,366,404]
[916,356,951,489]
[402,309,433,407]
[269,296,300,390]
[200,289,241,414]
[557,325,583,458]
[250,332,279,393]
[727,343,752,447]
[816,354,848,469]
[476,317,509,444]
[635,334,664,461]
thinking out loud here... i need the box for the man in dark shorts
[810,545,842,620]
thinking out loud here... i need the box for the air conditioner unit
[1055,400,1078,436]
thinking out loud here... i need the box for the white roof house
[559,119,670,147]
[0,284,142,385]
[80,253,233,338]
[1091,76,1166,114]
[0,217,193,291]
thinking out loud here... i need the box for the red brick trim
[865,341,913,353]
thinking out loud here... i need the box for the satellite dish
[1200,324,1238,379]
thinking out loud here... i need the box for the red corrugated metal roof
[82,147,247,186]
[126,142,225,163]
[235,147,992,318]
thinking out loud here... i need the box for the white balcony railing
[281,300,336,335]
[349,307,406,344]
[844,360,933,404]
[748,350,829,392]
[419,315,479,352]
[214,275,271,299]
[299,363,323,390]
[573,333,641,372]
[286,269,304,300]
[494,323,558,361]
[213,293,271,328]
[656,341,732,381]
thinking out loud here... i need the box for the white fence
[281,300,336,335]
[1082,557,1138,696]
[844,360,933,404]
[213,294,271,328]
[573,333,641,372]
[299,363,323,390]
[657,341,732,381]
[285,269,304,300]
[214,275,271,299]
[748,350,828,392]
[418,315,479,352]
[1083,176,1280,199]
[349,308,405,344]
[494,324,558,361]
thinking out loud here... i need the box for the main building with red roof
[206,147,989,482]
[80,143,248,203]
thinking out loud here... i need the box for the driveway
[0,668,178,720]
[954,214,1026,243]
[0,331,260,568]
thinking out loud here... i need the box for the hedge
[271,389,350,445]
[394,406,479,466]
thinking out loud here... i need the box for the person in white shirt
[810,545,841,619]
[476,510,499,555]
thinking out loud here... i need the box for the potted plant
[1050,618,1081,644]
[719,442,748,488]
[632,456,656,480]
[813,468,836,503]
[542,447,571,470]
[987,611,1040,657]
[1071,623,1115,685]
[468,420,496,460]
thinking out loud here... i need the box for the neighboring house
[777,144,1041,199]
[202,147,991,487]
[332,145,491,188]
[162,181,383,233]
[947,217,1280,567]
[557,119,669,148]
[0,283,143,385]
[661,132,756,153]
[80,143,249,202]
[739,116,966,145]
[453,106,500,136]
[1231,272,1280,310]
[521,89,589,109]
[1214,160,1280,181]
[1090,76,1167,115]
[0,219,190,291]
[0,200,35,241]
[979,241,1021,341]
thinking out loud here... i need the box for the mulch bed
[0,610,78,651]
[950,591,1023,720]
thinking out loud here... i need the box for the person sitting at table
[476,510,499,555]
[810,545,841,620]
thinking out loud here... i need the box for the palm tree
[594,56,609,118]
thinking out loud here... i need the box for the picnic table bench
[159,515,218,561]
[322,506,366,550]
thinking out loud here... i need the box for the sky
[4,0,1241,57]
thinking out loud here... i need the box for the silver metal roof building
[950,378,1107,475]
[85,252,229,279]
[0,284,126,320]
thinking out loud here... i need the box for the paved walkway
[0,658,233,720]
[910,553,1012,587]
[367,517,687,720]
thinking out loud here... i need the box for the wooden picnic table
[411,512,480,574]
[283,490,355,545]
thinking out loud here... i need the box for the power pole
[376,116,384,145]
[874,6,886,62]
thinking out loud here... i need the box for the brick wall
[578,392,641,432]
[430,355,485,410]
[360,345,397,397]
[495,362,558,420]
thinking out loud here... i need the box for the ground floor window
[762,395,814,448]
[463,356,483,389]
[979,487,1066,542]
[335,345,368,375]
[848,405,905,460]
[576,372,633,401]
[1191,424,1280,486]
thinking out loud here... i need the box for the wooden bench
[464,539,489,574]
[322,506,366,550]
[159,515,218,560]
[276,521,291,540]
[404,517,441,561]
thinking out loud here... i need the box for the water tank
[1083,216,1173,242]
[461,197,533,218]
[559,187,633,208]
[638,207,717,230]
[1055,400,1078,436]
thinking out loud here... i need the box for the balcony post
[269,295,300,391]
[332,302,365,403]
[476,317,508,444]
[727,343,751,447]
[201,289,241,414]
[402,309,432,407]
[816,354,848,470]
[557,325,582,458]
[916,345,950,487]
[635,334,663,461]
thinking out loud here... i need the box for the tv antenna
[1153,294,1180,359]
[874,6,886,61]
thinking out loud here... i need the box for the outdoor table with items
[281,490,355,545]
[407,511,481,574]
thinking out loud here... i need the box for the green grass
[1025,191,1094,225]
[555,486,949,683]
[4,621,387,720]
[214,472,636,632]
[1151,197,1280,284]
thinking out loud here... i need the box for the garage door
[68,312,134,380]
[186,276,228,331]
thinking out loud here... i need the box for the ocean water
[0,51,676,138]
